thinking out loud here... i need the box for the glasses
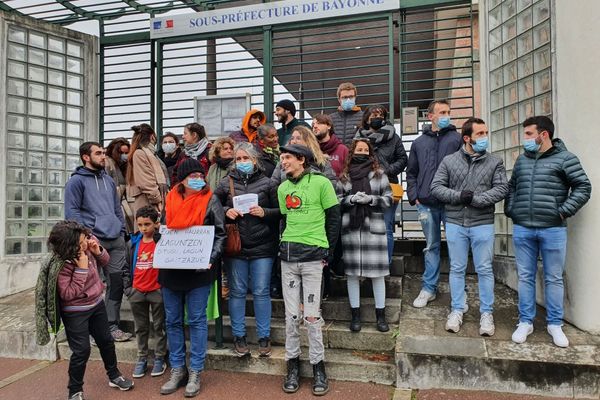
[340,96,356,101]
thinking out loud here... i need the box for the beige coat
[127,147,167,219]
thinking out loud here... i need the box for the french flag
[166,19,174,28]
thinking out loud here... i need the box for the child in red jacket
[49,221,133,400]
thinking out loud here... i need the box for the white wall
[553,0,600,333]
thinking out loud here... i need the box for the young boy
[124,206,168,378]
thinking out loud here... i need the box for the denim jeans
[416,203,446,294]
[383,201,399,265]
[226,257,273,339]
[512,225,568,325]
[446,223,495,314]
[162,285,210,372]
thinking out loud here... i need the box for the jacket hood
[72,165,107,177]
[241,109,267,142]
[423,124,458,137]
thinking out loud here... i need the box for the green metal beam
[0,2,25,16]
[56,0,121,21]
[400,0,466,9]
[100,32,151,45]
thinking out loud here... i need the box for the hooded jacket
[229,109,267,149]
[65,166,126,240]
[319,134,349,177]
[329,106,363,146]
[504,138,591,228]
[406,124,462,206]
[355,124,408,184]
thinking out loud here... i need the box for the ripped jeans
[416,204,446,294]
[281,260,324,365]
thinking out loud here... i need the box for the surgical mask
[186,178,206,190]
[437,116,451,129]
[471,137,488,153]
[341,98,355,111]
[236,161,254,174]
[120,154,128,162]
[162,142,176,154]
[523,138,541,152]
[369,118,385,130]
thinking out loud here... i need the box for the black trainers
[233,336,250,357]
[68,392,84,400]
[108,376,134,391]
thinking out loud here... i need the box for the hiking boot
[511,322,534,344]
[312,361,329,396]
[160,367,188,395]
[445,310,463,333]
[412,289,436,308]
[282,357,300,393]
[479,312,495,336]
[349,307,361,332]
[258,337,272,357]
[375,307,389,332]
[151,357,167,377]
[68,392,84,400]
[184,369,201,398]
[233,336,250,357]
[132,357,147,378]
[111,329,133,342]
[547,325,569,348]
[108,375,134,391]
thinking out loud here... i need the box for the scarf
[262,146,280,162]
[319,134,343,156]
[348,158,373,230]
[165,185,213,229]
[145,143,157,153]
[184,137,209,159]
[216,156,233,170]
[357,124,394,146]
[161,149,179,169]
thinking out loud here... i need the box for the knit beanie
[177,159,205,182]
[276,99,296,116]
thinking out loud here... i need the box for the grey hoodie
[65,166,125,240]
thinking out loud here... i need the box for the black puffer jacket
[355,124,408,184]
[504,138,591,228]
[214,168,280,258]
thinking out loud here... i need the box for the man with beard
[65,142,132,342]
[312,113,349,177]
[229,109,266,151]
[275,99,311,147]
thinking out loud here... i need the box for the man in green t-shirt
[277,144,340,396]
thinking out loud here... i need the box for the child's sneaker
[109,375,134,391]
[68,392,85,400]
[151,357,167,377]
[132,358,147,378]
[111,329,133,342]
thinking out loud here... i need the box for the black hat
[177,159,205,182]
[276,99,296,116]
[280,144,314,162]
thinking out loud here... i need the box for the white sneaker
[412,289,436,308]
[547,325,569,348]
[479,312,495,336]
[511,322,534,344]
[445,310,463,333]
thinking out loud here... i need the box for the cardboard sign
[154,225,215,269]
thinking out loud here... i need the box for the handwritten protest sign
[154,225,214,269]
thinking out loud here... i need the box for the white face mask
[120,154,128,162]
[162,143,176,154]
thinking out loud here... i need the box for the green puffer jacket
[35,255,65,346]
[504,138,592,228]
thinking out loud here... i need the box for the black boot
[376,307,389,332]
[282,357,300,393]
[349,307,361,332]
[312,361,329,396]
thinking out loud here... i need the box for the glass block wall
[487,0,552,257]
[5,25,85,256]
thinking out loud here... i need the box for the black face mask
[351,155,370,164]
[369,118,385,130]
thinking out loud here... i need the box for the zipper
[528,156,538,225]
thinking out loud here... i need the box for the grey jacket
[329,108,364,146]
[431,147,508,227]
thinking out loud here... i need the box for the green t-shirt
[278,173,339,249]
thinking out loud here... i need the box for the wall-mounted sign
[402,107,418,134]
[150,0,399,39]
[193,93,251,140]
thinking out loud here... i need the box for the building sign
[193,93,251,140]
[150,0,399,39]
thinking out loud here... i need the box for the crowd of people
[35,81,591,400]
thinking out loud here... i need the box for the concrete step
[57,340,396,385]
[208,316,396,352]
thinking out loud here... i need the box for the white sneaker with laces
[412,289,436,308]
[547,325,569,348]
[445,310,463,333]
[511,322,534,344]
[479,312,495,336]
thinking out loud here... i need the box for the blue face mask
[341,98,355,111]
[523,138,541,152]
[186,178,206,190]
[437,116,451,129]
[471,137,488,153]
[236,161,254,174]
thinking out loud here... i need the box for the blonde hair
[336,82,357,98]
[208,136,235,162]
[291,126,327,167]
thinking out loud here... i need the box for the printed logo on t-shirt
[285,192,303,210]
[137,250,154,270]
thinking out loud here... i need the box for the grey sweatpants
[281,260,325,365]
[99,236,127,332]
[128,288,167,358]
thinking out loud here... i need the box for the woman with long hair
[157,132,182,180]
[159,159,226,398]
[126,124,168,220]
[337,138,393,333]
[171,122,211,186]
[207,136,235,190]
[105,138,134,232]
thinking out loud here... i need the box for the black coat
[355,124,408,184]
[214,168,281,259]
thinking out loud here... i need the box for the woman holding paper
[159,158,226,398]
[214,142,280,358]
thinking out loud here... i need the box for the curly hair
[339,138,381,184]
[47,221,91,262]
[290,125,328,167]
[208,136,235,163]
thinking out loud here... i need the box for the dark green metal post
[99,20,105,143]
[263,26,273,122]
[156,41,163,136]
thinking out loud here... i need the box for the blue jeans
[162,285,210,372]
[446,223,495,314]
[226,257,273,339]
[513,225,568,325]
[417,203,446,294]
[383,201,399,265]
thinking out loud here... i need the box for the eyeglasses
[340,96,356,101]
